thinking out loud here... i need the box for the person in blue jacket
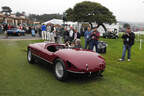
[84,26,92,49]
[41,24,47,40]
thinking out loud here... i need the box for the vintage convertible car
[7,28,25,36]
[27,42,106,81]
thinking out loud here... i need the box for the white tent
[65,21,77,26]
[43,19,63,25]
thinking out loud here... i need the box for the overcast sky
[0,0,144,23]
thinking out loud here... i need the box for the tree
[15,11,26,17]
[64,8,74,21]
[1,6,12,16]
[28,14,62,23]
[1,6,12,23]
[65,1,116,32]
[123,23,130,29]
[15,12,22,17]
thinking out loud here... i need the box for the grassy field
[0,36,144,96]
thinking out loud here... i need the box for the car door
[39,45,55,64]
[31,46,41,57]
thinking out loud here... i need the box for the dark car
[7,28,25,36]
[27,42,106,81]
[103,30,119,39]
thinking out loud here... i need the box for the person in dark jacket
[119,27,135,61]
[3,24,8,38]
[72,29,81,41]
[63,28,70,43]
[89,27,100,52]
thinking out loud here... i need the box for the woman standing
[89,27,100,52]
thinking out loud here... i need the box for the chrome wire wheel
[28,50,32,62]
[55,62,64,78]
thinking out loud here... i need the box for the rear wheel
[54,59,68,81]
[92,70,104,77]
[23,33,25,36]
[27,48,35,64]
[18,33,21,36]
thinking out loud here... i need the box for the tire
[27,48,35,64]
[92,70,104,77]
[18,33,21,36]
[54,59,68,81]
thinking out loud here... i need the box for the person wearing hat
[119,27,135,61]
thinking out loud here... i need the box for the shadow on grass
[30,59,104,84]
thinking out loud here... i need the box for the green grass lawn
[0,36,144,96]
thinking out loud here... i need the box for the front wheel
[27,48,35,64]
[54,59,68,81]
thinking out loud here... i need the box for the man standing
[3,24,8,38]
[119,27,135,61]
[89,27,100,52]
[63,28,69,43]
[41,24,47,40]
[69,26,74,42]
[46,25,51,41]
[73,29,81,41]
[84,26,92,49]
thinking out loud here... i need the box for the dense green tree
[65,1,116,32]
[28,14,63,23]
[15,12,23,17]
[1,6,12,15]
[123,23,130,29]
[1,6,12,23]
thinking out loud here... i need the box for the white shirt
[69,30,73,37]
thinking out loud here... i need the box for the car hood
[7,29,25,32]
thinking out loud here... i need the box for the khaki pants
[46,31,51,41]
[42,31,46,40]
[50,32,55,42]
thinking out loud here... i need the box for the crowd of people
[0,23,42,38]
[0,23,136,61]
[39,24,101,52]
[0,23,101,52]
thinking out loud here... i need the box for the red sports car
[27,42,106,81]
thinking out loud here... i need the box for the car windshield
[55,45,65,50]
[10,28,17,30]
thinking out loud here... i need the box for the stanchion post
[140,39,142,50]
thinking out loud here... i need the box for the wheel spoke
[55,62,64,78]
[28,50,31,61]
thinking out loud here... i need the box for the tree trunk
[96,24,100,28]
[89,22,93,29]
[101,23,107,32]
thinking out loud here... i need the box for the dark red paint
[28,42,106,73]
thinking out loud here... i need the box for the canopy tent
[43,19,63,25]
[65,21,77,26]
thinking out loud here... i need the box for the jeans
[90,40,98,52]
[121,45,132,60]
[84,39,90,49]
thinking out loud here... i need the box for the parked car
[7,28,25,36]
[97,41,107,54]
[27,42,106,81]
[103,31,118,39]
